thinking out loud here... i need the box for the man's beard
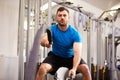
[59,23,66,26]
[58,21,67,27]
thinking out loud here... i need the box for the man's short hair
[56,7,69,14]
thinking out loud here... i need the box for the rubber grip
[46,28,52,44]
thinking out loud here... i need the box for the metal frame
[97,8,120,80]
[18,0,25,80]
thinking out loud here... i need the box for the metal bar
[87,28,91,69]
[96,22,103,80]
[18,0,25,80]
[51,0,93,17]
[111,21,117,80]
[98,8,120,20]
[26,0,31,63]
[48,0,52,26]
[34,0,40,33]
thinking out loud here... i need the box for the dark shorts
[42,51,86,74]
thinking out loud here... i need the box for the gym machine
[95,8,120,80]
[18,0,120,80]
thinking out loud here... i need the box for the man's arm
[68,42,82,78]
[73,42,82,70]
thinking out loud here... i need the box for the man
[36,7,91,80]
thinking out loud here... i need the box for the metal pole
[87,31,90,67]
[96,21,102,80]
[48,0,52,27]
[34,0,40,33]
[26,0,31,63]
[18,0,25,80]
[111,20,117,80]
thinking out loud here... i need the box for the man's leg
[36,63,53,80]
[77,64,92,80]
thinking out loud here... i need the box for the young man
[36,7,91,80]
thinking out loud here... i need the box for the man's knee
[38,64,45,74]
[38,63,52,74]
[82,64,89,71]
[77,64,90,73]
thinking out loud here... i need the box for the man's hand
[68,69,76,79]
[40,35,51,48]
[40,28,52,48]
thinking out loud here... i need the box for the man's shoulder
[51,23,58,27]
[69,25,78,32]
[50,24,58,29]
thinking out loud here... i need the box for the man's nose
[61,15,65,18]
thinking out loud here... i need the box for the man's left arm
[68,42,82,78]
[73,42,82,71]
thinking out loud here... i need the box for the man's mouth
[60,20,64,23]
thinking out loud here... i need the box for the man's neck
[58,24,68,31]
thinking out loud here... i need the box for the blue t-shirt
[50,24,82,58]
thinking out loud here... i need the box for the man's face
[56,10,70,26]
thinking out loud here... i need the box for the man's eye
[58,15,62,17]
[63,15,67,17]
[58,14,67,17]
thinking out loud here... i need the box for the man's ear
[68,14,70,19]
[55,15,57,21]
[68,15,70,21]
